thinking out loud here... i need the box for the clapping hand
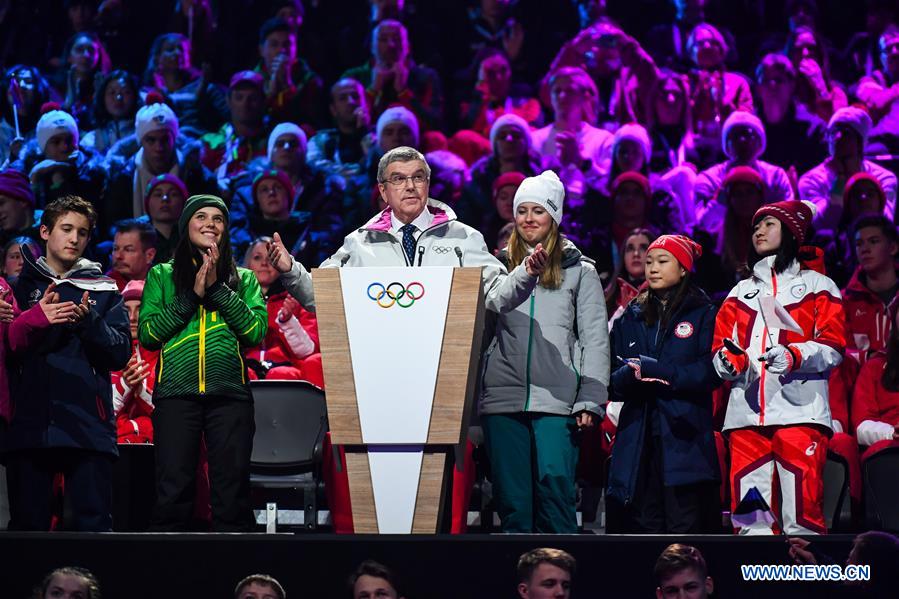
[0,294,14,323]
[575,411,595,430]
[267,232,294,274]
[38,282,78,325]
[122,352,151,392]
[278,295,299,323]
[70,291,92,324]
[525,243,548,277]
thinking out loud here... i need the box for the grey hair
[377,146,431,183]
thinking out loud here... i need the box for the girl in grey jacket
[479,170,611,533]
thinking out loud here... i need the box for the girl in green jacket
[139,194,267,531]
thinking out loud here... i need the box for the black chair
[250,379,328,532]
[823,450,850,532]
[863,446,899,533]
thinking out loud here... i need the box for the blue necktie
[400,224,417,265]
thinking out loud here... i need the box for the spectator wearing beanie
[341,19,444,132]
[0,65,54,167]
[694,111,794,233]
[105,95,217,239]
[142,33,229,139]
[200,71,271,180]
[799,106,897,231]
[459,113,541,233]
[480,171,526,252]
[81,70,140,158]
[0,169,39,248]
[254,17,324,129]
[16,102,107,217]
[755,54,828,176]
[307,78,374,182]
[143,173,187,264]
[608,233,721,533]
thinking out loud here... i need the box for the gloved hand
[714,348,744,380]
[760,345,798,374]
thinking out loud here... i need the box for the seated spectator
[799,106,897,230]
[644,0,712,71]
[1,236,40,280]
[243,238,323,387]
[81,70,139,157]
[0,65,54,167]
[515,548,575,599]
[424,150,471,209]
[843,0,897,83]
[458,113,541,233]
[17,103,106,214]
[788,531,899,597]
[695,111,793,232]
[0,169,39,248]
[307,78,373,182]
[531,66,612,199]
[348,560,405,599]
[458,48,543,139]
[106,97,216,236]
[343,19,444,131]
[108,218,157,291]
[32,567,102,599]
[142,33,228,138]
[234,574,287,599]
[604,227,654,329]
[143,174,187,264]
[200,71,270,180]
[53,31,111,130]
[111,279,155,444]
[653,544,714,599]
[755,54,827,175]
[687,23,754,161]
[255,17,324,128]
[644,69,700,173]
[479,171,525,252]
[784,26,848,121]
[855,26,899,154]
[361,106,422,216]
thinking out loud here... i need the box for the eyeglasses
[382,174,429,188]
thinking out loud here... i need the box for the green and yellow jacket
[138,263,268,401]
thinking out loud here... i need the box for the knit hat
[722,110,766,158]
[229,70,265,92]
[513,170,565,225]
[0,168,35,208]
[753,200,817,244]
[492,171,527,197]
[178,194,229,236]
[647,234,703,271]
[122,279,145,303]
[144,173,188,214]
[267,122,307,161]
[613,123,652,164]
[828,106,872,146]
[376,106,420,147]
[252,169,295,204]
[611,171,652,199]
[489,114,533,152]
[719,166,764,203]
[135,95,179,144]
[843,172,885,211]
[36,102,79,153]
[447,129,492,166]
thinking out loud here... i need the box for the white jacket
[280,198,537,313]
[713,255,846,432]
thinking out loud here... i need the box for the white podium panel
[340,267,453,444]
[368,446,423,534]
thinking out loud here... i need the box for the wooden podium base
[344,447,454,534]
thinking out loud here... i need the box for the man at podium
[266,146,548,309]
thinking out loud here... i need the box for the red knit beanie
[252,169,295,204]
[492,171,526,197]
[843,172,885,213]
[647,234,703,271]
[611,171,651,199]
[0,169,34,208]
[144,173,188,214]
[753,200,816,244]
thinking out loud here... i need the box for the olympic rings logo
[367,281,426,308]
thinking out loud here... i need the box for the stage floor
[0,532,861,598]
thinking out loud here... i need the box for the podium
[312,266,485,533]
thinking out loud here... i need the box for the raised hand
[0,296,14,323]
[39,282,78,325]
[70,290,91,324]
[267,232,293,274]
[194,253,211,298]
[525,243,548,277]
[205,244,219,288]
[279,295,300,323]
[122,353,151,390]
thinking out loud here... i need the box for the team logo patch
[674,321,694,339]
[790,284,806,299]
[744,289,760,300]
[28,288,42,306]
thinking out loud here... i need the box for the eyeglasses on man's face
[383,174,429,188]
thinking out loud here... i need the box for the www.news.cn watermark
[741,564,871,582]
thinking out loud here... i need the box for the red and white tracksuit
[713,254,846,534]
[851,356,899,459]
[841,267,896,365]
[111,341,158,443]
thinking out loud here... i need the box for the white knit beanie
[376,106,420,147]
[722,110,767,159]
[267,122,307,161]
[613,123,652,164]
[828,106,872,145]
[513,170,565,225]
[135,100,179,144]
[489,113,533,152]
[36,108,79,153]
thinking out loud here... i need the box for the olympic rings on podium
[366,281,425,308]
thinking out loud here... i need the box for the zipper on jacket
[199,306,207,394]
[759,269,779,426]
[524,290,536,411]
[417,245,425,266]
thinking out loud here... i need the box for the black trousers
[150,396,255,532]
[626,432,721,534]
[5,448,114,531]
